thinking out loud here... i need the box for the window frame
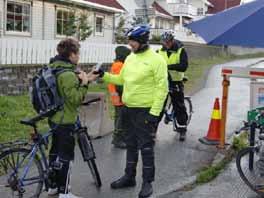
[5,0,32,37]
[94,14,104,37]
[55,7,73,38]
[197,7,204,16]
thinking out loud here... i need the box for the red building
[207,0,241,14]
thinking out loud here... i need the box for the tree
[64,11,77,37]
[64,8,93,41]
[115,16,126,44]
[131,16,144,26]
[77,11,93,41]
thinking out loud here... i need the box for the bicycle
[0,98,102,198]
[163,78,193,132]
[236,107,264,197]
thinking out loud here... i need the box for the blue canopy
[186,0,264,47]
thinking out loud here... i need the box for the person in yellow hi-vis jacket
[95,25,168,198]
[157,31,189,141]
[108,46,131,149]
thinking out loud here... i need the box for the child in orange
[108,46,131,148]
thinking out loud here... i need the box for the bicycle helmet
[126,25,150,44]
[161,31,175,42]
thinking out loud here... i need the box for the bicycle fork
[249,122,257,171]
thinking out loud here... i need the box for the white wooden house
[0,0,125,43]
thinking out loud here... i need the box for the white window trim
[95,14,104,37]
[55,7,72,38]
[5,0,32,37]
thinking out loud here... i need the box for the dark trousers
[169,81,188,126]
[112,105,126,142]
[122,107,158,182]
[48,122,75,194]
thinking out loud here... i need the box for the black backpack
[31,65,68,117]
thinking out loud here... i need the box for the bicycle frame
[10,130,52,188]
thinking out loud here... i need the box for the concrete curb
[154,175,197,197]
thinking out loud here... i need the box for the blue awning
[186,0,264,47]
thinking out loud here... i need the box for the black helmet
[161,31,174,42]
[126,25,150,44]
[115,46,131,62]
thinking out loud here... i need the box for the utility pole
[143,0,149,24]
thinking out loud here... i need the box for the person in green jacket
[47,38,98,198]
[96,25,168,198]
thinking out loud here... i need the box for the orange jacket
[108,61,124,106]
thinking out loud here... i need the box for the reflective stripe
[212,110,221,120]
[110,92,119,96]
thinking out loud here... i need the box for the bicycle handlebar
[81,98,101,106]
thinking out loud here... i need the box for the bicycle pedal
[51,161,63,170]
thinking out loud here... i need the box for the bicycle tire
[236,147,264,197]
[87,159,102,188]
[0,148,44,198]
[77,128,102,188]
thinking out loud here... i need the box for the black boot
[178,126,187,141]
[138,182,153,198]
[111,175,136,189]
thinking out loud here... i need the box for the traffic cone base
[199,98,221,146]
[199,137,219,145]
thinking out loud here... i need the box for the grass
[185,52,264,94]
[196,148,235,185]
[0,82,110,143]
[232,132,249,151]
[195,131,249,185]
[0,95,46,143]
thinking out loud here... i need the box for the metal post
[143,0,149,23]
[249,122,256,170]
[219,75,230,149]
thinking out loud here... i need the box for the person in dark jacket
[47,38,98,198]
[108,46,131,149]
[157,31,189,141]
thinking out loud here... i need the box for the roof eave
[155,11,174,19]
[57,0,125,13]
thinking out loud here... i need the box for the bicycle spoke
[0,158,9,173]
[0,149,44,198]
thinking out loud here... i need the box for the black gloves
[146,113,159,124]
[93,68,104,77]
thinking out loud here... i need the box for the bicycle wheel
[184,97,193,125]
[77,129,102,188]
[87,159,102,187]
[236,147,264,197]
[0,148,44,198]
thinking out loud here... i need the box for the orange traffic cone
[199,98,221,145]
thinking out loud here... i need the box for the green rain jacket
[49,60,88,124]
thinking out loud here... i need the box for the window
[56,9,73,36]
[6,1,31,34]
[169,22,174,30]
[95,16,104,36]
[197,8,204,15]
[155,18,159,29]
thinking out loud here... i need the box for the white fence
[0,39,122,65]
[0,37,207,65]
